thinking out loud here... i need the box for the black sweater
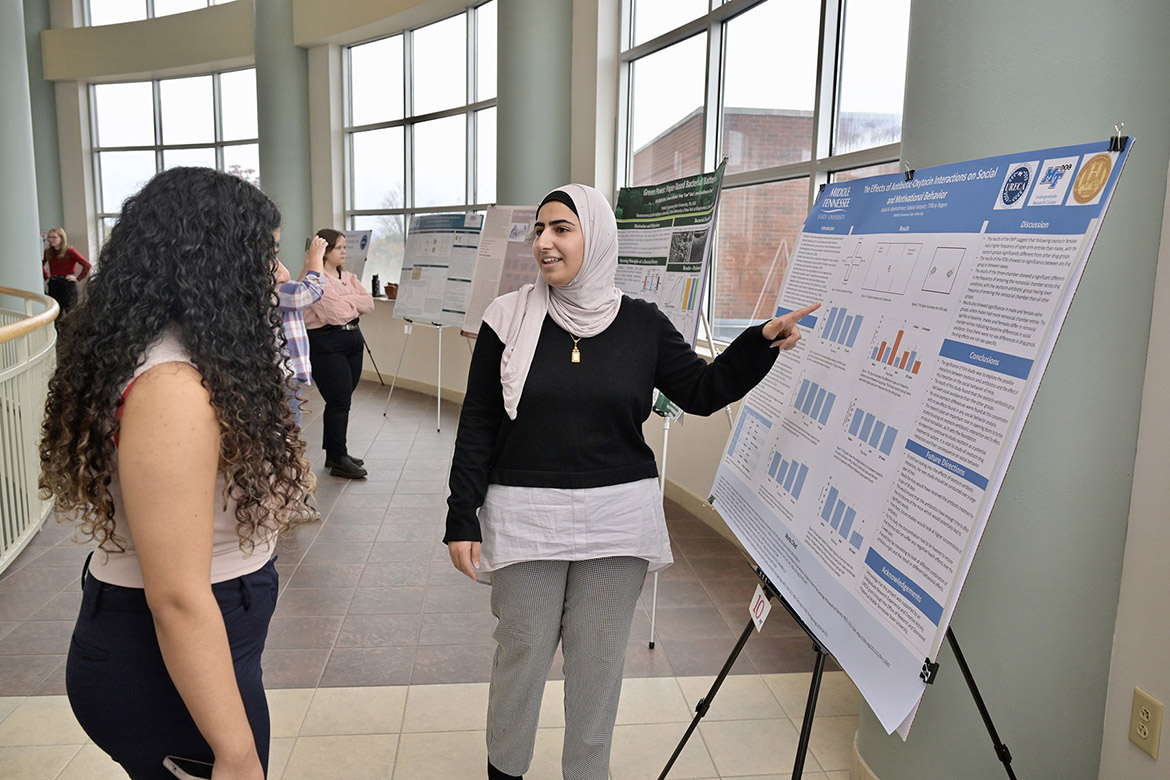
[444,296,779,542]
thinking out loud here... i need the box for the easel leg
[791,645,828,780]
[658,619,755,780]
[382,325,412,417]
[361,334,385,385]
[436,325,442,432]
[658,569,829,780]
[650,414,671,649]
[946,628,1017,779]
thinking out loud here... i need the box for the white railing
[0,288,58,575]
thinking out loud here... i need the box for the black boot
[325,455,364,468]
[488,761,522,780]
[328,454,368,479]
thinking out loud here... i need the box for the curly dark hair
[39,167,317,552]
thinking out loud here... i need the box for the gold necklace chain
[571,335,581,363]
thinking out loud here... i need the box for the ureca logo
[1001,166,1031,205]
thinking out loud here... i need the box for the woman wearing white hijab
[446,184,818,780]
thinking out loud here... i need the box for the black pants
[308,327,364,460]
[47,277,78,314]
[66,558,278,780]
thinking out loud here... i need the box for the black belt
[310,319,360,333]
[49,275,73,281]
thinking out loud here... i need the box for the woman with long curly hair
[39,167,317,780]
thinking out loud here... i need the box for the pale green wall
[256,0,313,260]
[25,0,63,231]
[856,2,1170,778]
[2,1,47,293]
[497,0,573,204]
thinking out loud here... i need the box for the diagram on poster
[462,205,538,336]
[615,163,725,344]
[708,139,1132,735]
[395,213,483,327]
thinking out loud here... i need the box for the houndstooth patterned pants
[487,556,649,780]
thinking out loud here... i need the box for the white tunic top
[475,477,672,584]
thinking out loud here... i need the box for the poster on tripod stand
[394,213,484,326]
[614,161,726,346]
[708,139,1131,733]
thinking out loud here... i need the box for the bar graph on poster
[708,140,1132,734]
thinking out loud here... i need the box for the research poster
[342,229,373,283]
[614,162,725,345]
[709,140,1130,733]
[461,205,537,337]
[394,213,484,326]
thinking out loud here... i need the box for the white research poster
[614,162,725,347]
[394,213,484,327]
[709,140,1130,733]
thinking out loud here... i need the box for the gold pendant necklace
[571,335,581,363]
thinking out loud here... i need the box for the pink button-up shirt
[303,269,375,330]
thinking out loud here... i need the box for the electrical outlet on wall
[1129,687,1164,760]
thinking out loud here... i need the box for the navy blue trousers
[66,557,278,780]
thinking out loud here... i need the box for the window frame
[617,0,905,341]
[342,2,498,259]
[89,68,258,239]
[85,0,225,26]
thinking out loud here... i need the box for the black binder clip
[920,657,940,684]
[1109,122,1129,152]
[902,161,914,182]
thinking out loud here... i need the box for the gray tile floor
[0,381,859,779]
[0,381,835,694]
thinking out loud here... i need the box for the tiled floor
[0,381,859,779]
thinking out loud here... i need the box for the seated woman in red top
[42,227,91,314]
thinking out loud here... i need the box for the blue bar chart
[821,487,864,550]
[821,306,864,348]
[767,451,809,500]
[726,406,770,474]
[846,405,899,456]
[794,378,836,425]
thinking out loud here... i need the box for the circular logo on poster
[360,234,370,250]
[1000,166,1031,206]
[1072,154,1113,204]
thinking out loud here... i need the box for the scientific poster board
[394,213,484,326]
[461,205,537,337]
[614,161,726,345]
[342,229,372,283]
[709,140,1131,734]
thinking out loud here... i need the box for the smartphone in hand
[163,755,214,780]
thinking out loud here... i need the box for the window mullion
[466,9,476,205]
[212,72,224,170]
[700,15,722,173]
[152,79,164,174]
[403,30,415,210]
[808,0,843,206]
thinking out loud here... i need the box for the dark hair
[316,228,343,255]
[39,167,317,552]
